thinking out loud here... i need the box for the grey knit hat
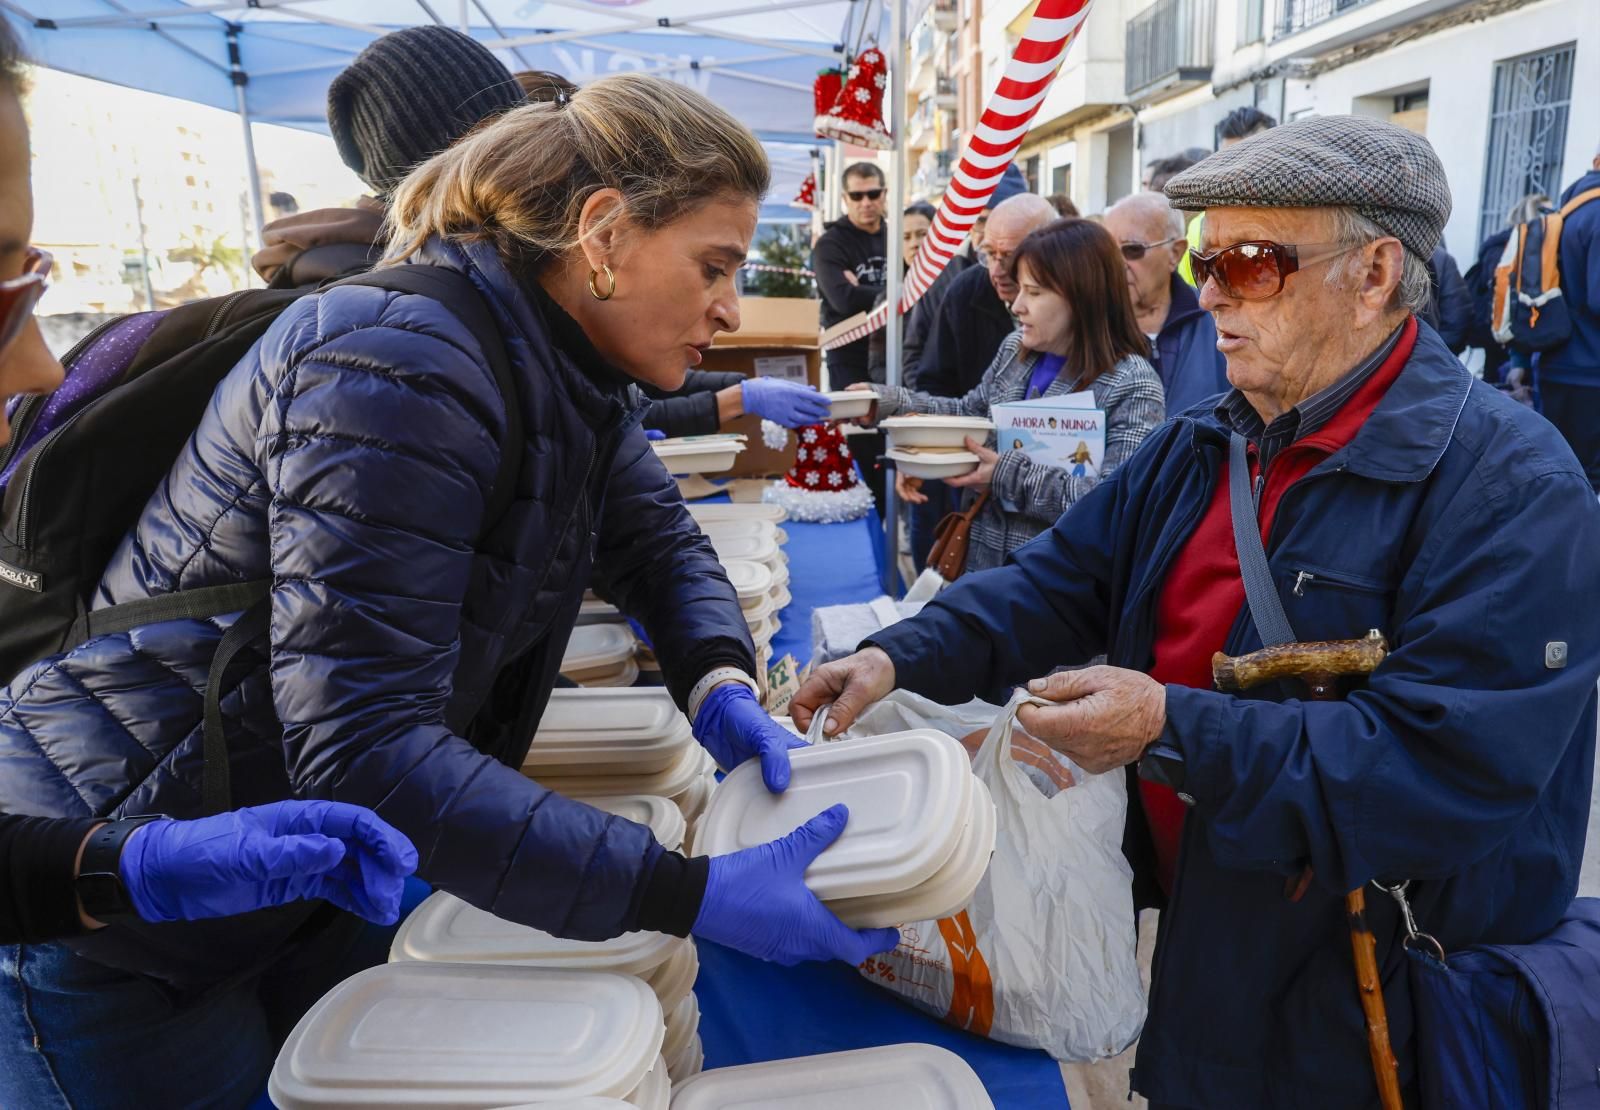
[1164,115,1452,260]
[327,26,523,197]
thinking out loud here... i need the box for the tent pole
[881,0,907,596]
[227,28,266,260]
[810,147,824,243]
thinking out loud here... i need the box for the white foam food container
[569,659,641,689]
[640,937,699,1014]
[390,893,679,979]
[827,775,997,929]
[749,615,778,649]
[668,1044,993,1110]
[572,793,687,853]
[720,559,774,610]
[824,390,876,421]
[627,1057,670,1110]
[491,1099,638,1109]
[666,1035,704,1085]
[885,448,980,480]
[535,742,706,800]
[269,963,663,1110]
[767,559,790,589]
[661,992,700,1066]
[881,414,995,450]
[706,532,781,572]
[770,583,791,611]
[564,624,636,674]
[739,592,776,628]
[697,519,782,548]
[525,690,693,775]
[687,503,787,525]
[651,435,747,477]
[693,730,974,902]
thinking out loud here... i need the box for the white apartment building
[983,0,1597,262]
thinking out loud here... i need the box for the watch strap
[77,815,164,922]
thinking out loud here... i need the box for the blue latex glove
[119,800,419,926]
[693,682,808,792]
[740,378,831,428]
[693,804,900,966]
[645,428,667,441]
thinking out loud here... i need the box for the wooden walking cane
[1212,630,1404,1110]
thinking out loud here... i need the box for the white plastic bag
[843,688,1145,1062]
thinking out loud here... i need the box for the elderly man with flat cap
[793,116,1600,1108]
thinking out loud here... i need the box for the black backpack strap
[335,265,524,530]
[68,580,270,643]
[201,596,269,813]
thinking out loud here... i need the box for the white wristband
[688,667,761,721]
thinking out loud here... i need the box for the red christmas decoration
[812,68,843,137]
[794,172,817,210]
[816,47,893,150]
[764,422,873,522]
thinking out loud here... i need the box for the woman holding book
[859,218,1165,572]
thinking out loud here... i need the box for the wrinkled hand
[945,436,998,489]
[791,646,896,738]
[693,805,900,966]
[1017,667,1167,775]
[120,800,419,926]
[693,682,808,792]
[895,470,927,505]
[741,378,831,428]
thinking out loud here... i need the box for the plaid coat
[876,330,1165,571]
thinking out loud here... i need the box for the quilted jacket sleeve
[591,425,758,706]
[256,287,677,940]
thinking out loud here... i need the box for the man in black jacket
[812,162,889,388]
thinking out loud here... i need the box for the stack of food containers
[561,623,641,688]
[686,503,787,527]
[269,963,670,1109]
[668,1044,994,1108]
[521,689,715,830]
[705,522,787,675]
[650,434,747,477]
[390,895,704,1086]
[692,730,996,929]
[881,415,995,481]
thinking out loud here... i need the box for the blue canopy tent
[0,0,880,227]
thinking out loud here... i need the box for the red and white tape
[822,0,1094,351]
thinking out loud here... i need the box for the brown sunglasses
[0,248,52,355]
[1187,240,1355,300]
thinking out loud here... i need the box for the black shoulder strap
[1228,432,1297,648]
[336,265,524,530]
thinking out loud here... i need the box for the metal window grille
[1478,44,1576,244]
[1274,0,1376,39]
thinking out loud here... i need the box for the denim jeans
[0,878,427,1109]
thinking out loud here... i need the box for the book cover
[991,395,1107,480]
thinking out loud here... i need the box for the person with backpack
[0,68,896,1108]
[1533,143,1600,490]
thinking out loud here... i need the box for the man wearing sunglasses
[1104,192,1228,412]
[810,161,888,390]
[794,115,1600,1109]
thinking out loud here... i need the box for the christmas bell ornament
[762,423,874,523]
[794,172,817,211]
[816,47,893,151]
[812,68,843,137]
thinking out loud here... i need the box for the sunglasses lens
[1120,244,1147,261]
[849,189,883,201]
[1219,243,1285,299]
[0,285,42,355]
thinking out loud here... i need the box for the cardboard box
[698,297,821,478]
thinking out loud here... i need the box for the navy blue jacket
[0,238,751,986]
[870,322,1600,1108]
[1151,275,1229,414]
[1541,169,1600,383]
[916,264,1014,398]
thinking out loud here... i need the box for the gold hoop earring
[588,263,616,301]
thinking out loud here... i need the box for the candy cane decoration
[822,0,1094,350]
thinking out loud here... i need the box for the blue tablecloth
[694,492,1070,1108]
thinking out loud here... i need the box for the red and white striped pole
[823,0,1094,351]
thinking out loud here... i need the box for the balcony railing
[1125,0,1214,99]
[1273,0,1378,39]
[931,0,958,30]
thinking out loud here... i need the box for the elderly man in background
[1104,192,1228,412]
[794,117,1600,1108]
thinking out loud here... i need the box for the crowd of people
[0,13,1598,1109]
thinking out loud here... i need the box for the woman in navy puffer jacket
[0,74,895,1108]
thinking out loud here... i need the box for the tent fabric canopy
[3,0,883,219]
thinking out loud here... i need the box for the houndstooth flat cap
[1164,115,1452,260]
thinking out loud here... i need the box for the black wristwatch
[75,816,165,923]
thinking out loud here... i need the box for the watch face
[76,871,132,921]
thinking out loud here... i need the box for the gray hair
[1326,207,1431,315]
[1108,191,1185,239]
[1506,192,1549,228]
